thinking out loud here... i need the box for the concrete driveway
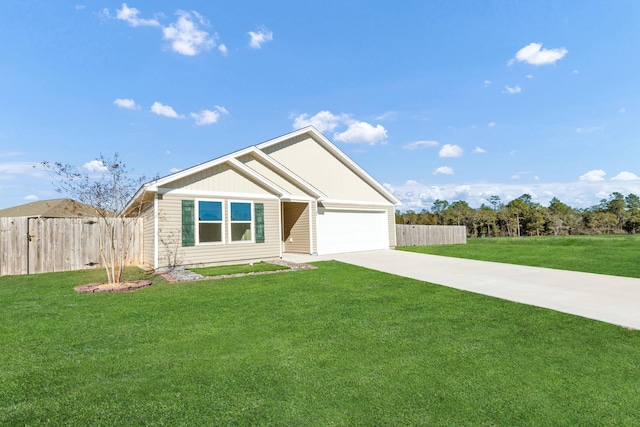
[283,249,640,329]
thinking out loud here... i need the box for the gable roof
[128,126,400,208]
[0,198,98,218]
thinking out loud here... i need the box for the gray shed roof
[0,199,98,218]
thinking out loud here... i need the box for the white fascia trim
[152,147,257,189]
[249,148,327,199]
[320,199,395,208]
[311,133,401,205]
[256,126,315,151]
[280,196,316,202]
[227,158,291,198]
[159,188,279,200]
[258,126,400,205]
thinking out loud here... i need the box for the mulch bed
[74,280,153,293]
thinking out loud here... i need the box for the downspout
[153,193,159,269]
[309,201,314,255]
[278,200,283,258]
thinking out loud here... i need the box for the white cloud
[573,69,580,74]
[472,146,486,154]
[169,167,181,173]
[484,80,491,87]
[0,151,24,157]
[488,122,496,127]
[292,111,351,133]
[525,74,534,79]
[113,98,139,109]
[375,111,397,121]
[151,102,182,118]
[75,5,86,11]
[579,169,606,181]
[0,162,42,177]
[214,105,228,115]
[439,144,463,158]
[116,3,160,27]
[510,42,568,66]
[576,125,604,134]
[248,26,273,49]
[433,166,454,175]
[218,44,228,55]
[162,10,215,56]
[405,180,419,186]
[190,106,228,125]
[333,122,387,145]
[292,110,387,145]
[619,108,626,113]
[612,171,640,181]
[504,85,522,95]
[402,140,438,150]
[391,180,640,211]
[83,160,108,172]
[24,194,38,201]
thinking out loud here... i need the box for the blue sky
[1,1,639,210]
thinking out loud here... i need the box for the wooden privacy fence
[395,224,466,246]
[0,217,143,276]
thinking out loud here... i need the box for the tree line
[396,192,640,237]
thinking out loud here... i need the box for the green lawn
[2,263,640,425]
[398,234,640,278]
[191,261,289,276]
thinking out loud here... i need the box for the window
[230,201,253,242]
[197,200,223,244]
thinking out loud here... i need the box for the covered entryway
[281,201,312,254]
[316,208,389,255]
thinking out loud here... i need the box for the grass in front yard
[190,261,289,277]
[398,234,640,278]
[2,262,640,425]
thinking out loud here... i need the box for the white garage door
[316,208,389,255]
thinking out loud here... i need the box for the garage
[316,208,389,255]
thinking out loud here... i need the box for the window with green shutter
[255,203,265,243]
[181,200,195,247]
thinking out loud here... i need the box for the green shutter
[182,200,195,247]
[255,203,265,243]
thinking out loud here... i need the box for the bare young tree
[42,153,150,283]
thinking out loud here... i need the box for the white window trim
[228,200,255,244]
[196,198,225,245]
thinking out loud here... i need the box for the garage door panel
[316,209,388,255]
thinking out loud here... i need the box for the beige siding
[262,136,390,203]
[238,154,314,199]
[141,203,155,267]
[282,202,311,254]
[386,205,396,247]
[318,202,396,249]
[162,163,273,196]
[156,194,280,268]
[311,201,317,254]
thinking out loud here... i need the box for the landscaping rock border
[74,280,153,293]
[159,259,316,283]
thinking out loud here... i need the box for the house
[128,126,401,269]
